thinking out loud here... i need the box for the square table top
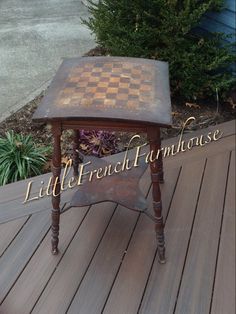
[32,56,172,127]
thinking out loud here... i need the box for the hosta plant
[0,131,49,185]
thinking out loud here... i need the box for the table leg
[51,123,62,255]
[147,127,166,264]
[73,130,80,176]
[157,148,164,183]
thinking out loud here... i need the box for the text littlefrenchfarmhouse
[23,117,223,204]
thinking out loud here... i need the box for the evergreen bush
[84,0,235,101]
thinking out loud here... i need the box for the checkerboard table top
[33,57,172,127]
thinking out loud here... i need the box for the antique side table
[33,56,172,263]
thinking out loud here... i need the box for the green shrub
[84,0,235,101]
[0,131,50,185]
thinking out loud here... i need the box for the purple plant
[79,130,118,157]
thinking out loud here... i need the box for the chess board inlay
[57,61,155,111]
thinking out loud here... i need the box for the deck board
[67,206,140,314]
[32,169,151,314]
[0,206,89,314]
[0,216,29,257]
[211,150,235,314]
[67,176,152,314]
[139,159,206,314]
[0,120,235,314]
[0,122,234,224]
[31,202,118,314]
[174,152,230,314]
[0,212,50,303]
[102,166,180,314]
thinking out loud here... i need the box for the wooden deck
[0,120,235,314]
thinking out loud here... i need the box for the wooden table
[33,56,172,263]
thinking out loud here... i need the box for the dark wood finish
[32,56,172,256]
[69,156,148,211]
[72,130,80,176]
[51,122,62,255]
[61,120,150,132]
[157,149,164,183]
[147,127,165,263]
[32,57,172,127]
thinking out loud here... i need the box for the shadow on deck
[0,120,235,314]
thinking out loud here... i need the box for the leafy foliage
[84,0,235,100]
[79,130,118,157]
[0,131,49,185]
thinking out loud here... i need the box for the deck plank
[31,202,118,314]
[139,158,206,314]
[211,150,235,314]
[174,152,230,314]
[0,132,234,225]
[0,120,234,314]
[0,211,50,303]
[66,169,152,314]
[162,119,235,150]
[164,134,235,167]
[67,206,140,314]
[0,216,28,257]
[0,182,74,224]
[33,170,151,314]
[102,166,180,314]
[0,172,52,205]
[0,206,89,314]
[0,118,233,205]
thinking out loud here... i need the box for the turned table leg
[148,127,166,264]
[73,130,80,177]
[157,149,164,183]
[51,123,62,255]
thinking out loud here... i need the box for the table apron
[60,122,148,133]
